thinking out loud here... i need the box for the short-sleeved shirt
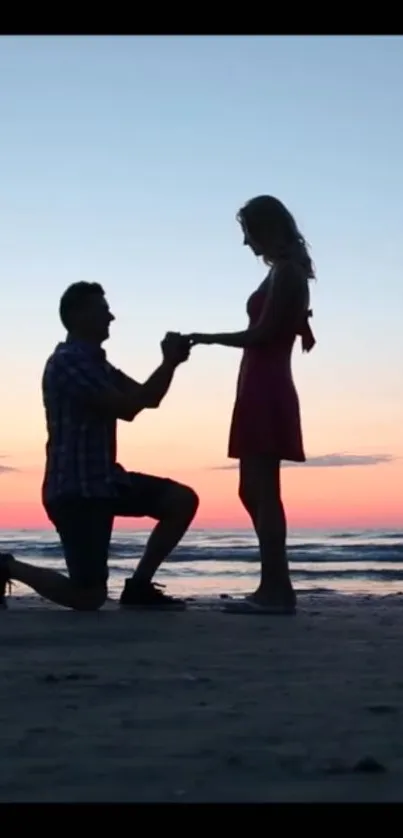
[42,337,131,503]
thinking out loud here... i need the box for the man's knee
[165,483,199,518]
[71,585,107,611]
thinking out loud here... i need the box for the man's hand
[161,332,191,366]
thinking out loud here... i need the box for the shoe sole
[0,554,13,607]
[119,602,186,611]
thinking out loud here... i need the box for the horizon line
[0,524,402,533]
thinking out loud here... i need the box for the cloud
[0,455,17,475]
[211,453,396,470]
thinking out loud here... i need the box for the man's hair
[59,282,105,330]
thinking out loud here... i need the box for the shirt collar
[62,336,106,361]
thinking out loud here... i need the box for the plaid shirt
[42,338,131,503]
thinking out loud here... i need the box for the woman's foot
[224,584,297,615]
[249,584,297,609]
[224,598,296,615]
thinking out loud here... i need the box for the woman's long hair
[237,195,315,280]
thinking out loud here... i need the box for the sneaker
[120,579,186,611]
[0,553,13,609]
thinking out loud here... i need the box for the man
[0,282,198,610]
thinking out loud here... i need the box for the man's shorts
[44,472,174,589]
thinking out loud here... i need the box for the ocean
[2,528,403,602]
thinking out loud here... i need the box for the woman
[186,195,316,615]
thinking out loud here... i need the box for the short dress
[227,278,314,461]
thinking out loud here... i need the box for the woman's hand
[185,333,214,346]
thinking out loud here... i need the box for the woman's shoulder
[271,260,310,310]
[274,259,309,292]
[273,257,307,279]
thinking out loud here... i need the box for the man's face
[80,294,115,343]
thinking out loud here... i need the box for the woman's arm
[188,263,308,349]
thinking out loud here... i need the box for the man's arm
[55,334,190,422]
[110,363,177,411]
[142,333,190,407]
[53,352,150,422]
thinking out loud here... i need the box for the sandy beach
[2,591,403,802]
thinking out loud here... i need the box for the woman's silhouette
[187,195,316,614]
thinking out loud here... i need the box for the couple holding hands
[0,194,315,616]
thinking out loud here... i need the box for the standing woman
[187,195,316,614]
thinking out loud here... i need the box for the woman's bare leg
[241,455,295,607]
[238,458,259,530]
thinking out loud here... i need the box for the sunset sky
[0,35,402,531]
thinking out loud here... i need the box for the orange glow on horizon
[0,459,401,531]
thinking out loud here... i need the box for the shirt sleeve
[106,363,141,393]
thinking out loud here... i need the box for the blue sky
[1,35,403,476]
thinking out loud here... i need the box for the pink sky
[0,454,401,531]
[0,351,401,531]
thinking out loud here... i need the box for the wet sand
[1,591,403,801]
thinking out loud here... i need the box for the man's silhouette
[0,282,198,610]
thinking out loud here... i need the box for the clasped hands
[160,331,212,366]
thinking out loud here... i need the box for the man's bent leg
[115,473,199,609]
[0,499,112,610]
[133,482,199,583]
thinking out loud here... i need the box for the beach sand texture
[2,592,403,802]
